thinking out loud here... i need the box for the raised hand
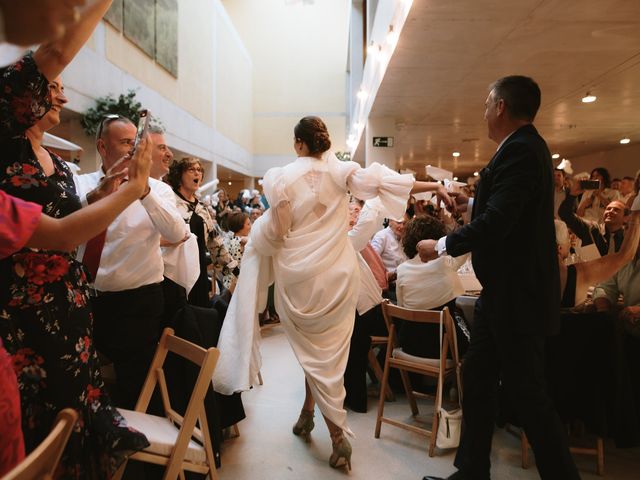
[0,0,87,46]
[417,239,439,263]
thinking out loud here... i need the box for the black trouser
[91,283,164,410]
[453,296,580,480]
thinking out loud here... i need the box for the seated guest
[592,195,640,447]
[0,3,151,477]
[249,206,264,223]
[555,210,640,308]
[577,167,622,222]
[223,211,251,289]
[559,177,627,256]
[167,157,239,305]
[396,215,470,358]
[371,212,409,288]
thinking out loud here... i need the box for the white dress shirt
[396,254,469,310]
[74,172,187,292]
[371,226,407,272]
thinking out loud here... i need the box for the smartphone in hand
[133,109,150,151]
[580,179,600,190]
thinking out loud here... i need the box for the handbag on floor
[435,310,462,449]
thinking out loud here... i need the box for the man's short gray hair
[147,124,165,135]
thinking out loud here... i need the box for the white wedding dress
[213,152,413,434]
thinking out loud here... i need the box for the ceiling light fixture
[581,92,596,103]
[551,153,560,159]
[473,171,479,177]
[452,151,460,157]
[228,181,232,185]
[620,138,631,144]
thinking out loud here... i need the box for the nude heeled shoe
[329,432,352,471]
[292,409,315,439]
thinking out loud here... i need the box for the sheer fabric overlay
[213,153,413,434]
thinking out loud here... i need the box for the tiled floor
[218,325,640,479]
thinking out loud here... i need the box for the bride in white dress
[213,116,452,470]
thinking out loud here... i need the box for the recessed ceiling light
[620,138,631,144]
[581,92,597,103]
[551,153,560,159]
[453,176,458,181]
[473,171,479,177]
[228,181,232,185]
[452,151,460,157]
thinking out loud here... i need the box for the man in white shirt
[370,212,408,284]
[75,115,187,409]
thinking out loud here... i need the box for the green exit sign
[373,136,394,147]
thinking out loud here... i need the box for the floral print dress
[0,54,148,479]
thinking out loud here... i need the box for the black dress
[0,54,148,479]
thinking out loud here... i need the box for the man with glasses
[74,115,187,410]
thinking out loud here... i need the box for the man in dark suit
[418,76,580,480]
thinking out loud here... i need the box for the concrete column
[365,117,396,170]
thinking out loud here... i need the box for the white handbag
[435,311,462,449]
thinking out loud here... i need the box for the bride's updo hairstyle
[294,116,331,155]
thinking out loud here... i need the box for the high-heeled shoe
[329,434,352,471]
[292,409,314,438]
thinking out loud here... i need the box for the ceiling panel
[370,0,640,178]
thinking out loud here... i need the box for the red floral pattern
[0,54,149,479]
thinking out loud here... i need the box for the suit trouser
[91,283,164,410]
[453,296,580,480]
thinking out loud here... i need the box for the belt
[87,282,162,298]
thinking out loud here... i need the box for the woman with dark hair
[577,166,621,222]
[222,211,251,289]
[0,2,151,477]
[396,215,471,358]
[214,116,453,470]
[167,157,239,306]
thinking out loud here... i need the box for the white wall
[223,0,350,175]
[57,0,254,180]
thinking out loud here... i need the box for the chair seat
[118,409,206,464]
[392,348,454,368]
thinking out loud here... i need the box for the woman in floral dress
[0,49,148,480]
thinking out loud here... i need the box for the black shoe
[422,471,467,480]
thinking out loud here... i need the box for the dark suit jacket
[446,124,560,336]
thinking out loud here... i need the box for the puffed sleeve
[347,162,414,221]
[260,167,292,243]
[0,53,51,139]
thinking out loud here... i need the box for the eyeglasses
[96,114,123,140]
[186,166,204,173]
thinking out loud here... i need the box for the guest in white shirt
[396,215,470,358]
[370,212,409,287]
[74,115,187,409]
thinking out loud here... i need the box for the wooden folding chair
[515,428,604,476]
[374,303,461,456]
[368,313,395,402]
[113,328,220,480]
[3,408,77,480]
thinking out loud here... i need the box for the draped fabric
[213,153,413,434]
